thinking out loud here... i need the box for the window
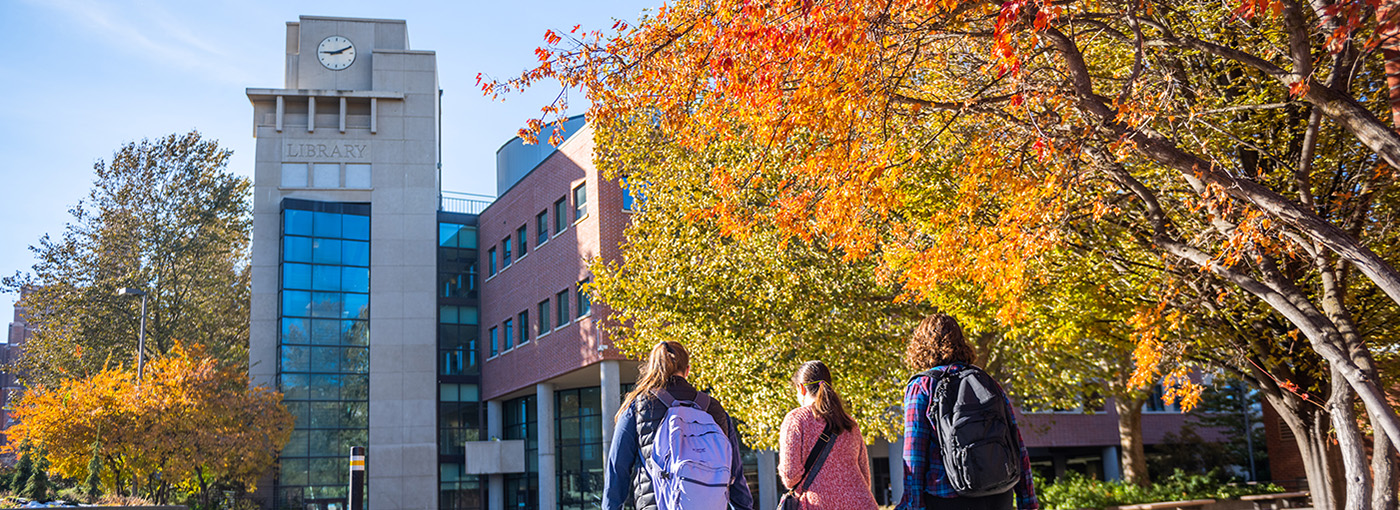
[536,211,549,246]
[556,387,604,510]
[439,267,475,299]
[556,290,570,328]
[518,311,530,345]
[577,280,592,318]
[282,163,308,188]
[537,300,550,337]
[517,225,528,257]
[573,184,588,221]
[345,164,372,188]
[439,223,477,249]
[488,247,497,276]
[489,327,499,358]
[502,237,513,268]
[439,324,478,377]
[553,198,567,234]
[439,308,479,377]
[503,319,514,351]
[278,199,370,496]
[312,163,339,188]
[503,396,539,510]
[1144,384,1183,413]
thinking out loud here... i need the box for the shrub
[53,488,84,504]
[1038,470,1285,509]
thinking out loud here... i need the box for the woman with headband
[777,360,878,510]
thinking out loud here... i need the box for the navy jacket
[603,376,754,510]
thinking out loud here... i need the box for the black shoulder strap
[908,366,944,385]
[794,420,838,493]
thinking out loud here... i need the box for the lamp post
[116,287,148,380]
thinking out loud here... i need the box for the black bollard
[348,447,365,510]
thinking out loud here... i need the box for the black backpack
[912,364,1021,497]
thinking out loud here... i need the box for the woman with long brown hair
[778,360,878,510]
[602,341,753,510]
[895,314,1038,510]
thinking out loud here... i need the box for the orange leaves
[8,342,292,495]
[543,29,564,46]
[1232,0,1285,19]
[1288,79,1311,98]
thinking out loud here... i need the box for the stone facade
[248,16,440,510]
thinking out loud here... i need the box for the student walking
[896,314,1038,510]
[603,341,754,510]
[778,360,879,510]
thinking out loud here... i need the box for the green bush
[53,488,85,504]
[1037,470,1286,509]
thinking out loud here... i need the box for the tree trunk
[1266,392,1344,510]
[1374,432,1398,510]
[1330,370,1372,510]
[1115,395,1150,485]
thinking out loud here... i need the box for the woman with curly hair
[895,314,1039,510]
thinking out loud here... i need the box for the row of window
[278,201,372,499]
[282,162,372,189]
[488,281,592,358]
[488,184,588,277]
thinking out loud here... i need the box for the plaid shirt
[895,364,1039,510]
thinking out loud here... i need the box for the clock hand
[322,46,353,55]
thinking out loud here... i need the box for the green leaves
[3,131,251,387]
[592,123,926,448]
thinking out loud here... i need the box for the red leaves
[1289,79,1311,98]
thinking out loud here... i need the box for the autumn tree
[488,0,1400,508]
[2,131,252,386]
[5,343,293,507]
[589,121,1175,484]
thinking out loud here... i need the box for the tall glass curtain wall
[557,388,604,510]
[278,200,372,508]
[504,396,539,510]
[439,219,484,510]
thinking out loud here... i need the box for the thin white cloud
[20,0,254,85]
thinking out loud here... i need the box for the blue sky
[0,0,657,326]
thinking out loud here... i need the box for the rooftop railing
[440,190,494,215]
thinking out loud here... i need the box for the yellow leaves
[8,342,292,496]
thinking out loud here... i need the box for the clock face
[317,36,356,70]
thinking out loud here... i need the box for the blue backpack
[644,390,732,510]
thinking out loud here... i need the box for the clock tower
[247,16,441,510]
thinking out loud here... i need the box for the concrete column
[1102,445,1122,481]
[537,383,557,510]
[757,449,778,510]
[889,436,905,503]
[488,400,504,510]
[601,360,621,459]
[1052,453,1067,480]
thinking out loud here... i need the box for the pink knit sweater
[779,406,878,510]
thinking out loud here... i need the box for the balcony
[462,439,526,475]
[441,190,494,215]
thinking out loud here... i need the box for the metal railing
[440,190,494,215]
